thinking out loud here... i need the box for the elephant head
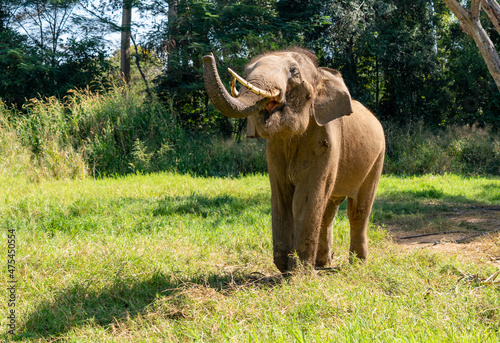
[203,49,353,138]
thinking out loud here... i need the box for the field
[1,172,500,342]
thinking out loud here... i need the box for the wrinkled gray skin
[203,49,385,273]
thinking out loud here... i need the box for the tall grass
[1,87,499,180]
[0,103,31,176]
[0,86,267,180]
[385,122,500,175]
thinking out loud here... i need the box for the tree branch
[471,0,481,20]
[443,0,500,91]
[75,0,122,32]
[442,0,470,21]
[14,12,43,49]
[130,33,152,98]
[442,0,473,35]
[481,0,500,36]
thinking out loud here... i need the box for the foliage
[0,27,42,105]
[440,13,500,128]
[0,172,499,341]
[0,0,113,106]
[0,31,112,105]
[147,0,500,132]
[385,122,500,175]
[0,86,267,179]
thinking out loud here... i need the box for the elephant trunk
[202,54,263,119]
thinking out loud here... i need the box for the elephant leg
[346,196,370,260]
[347,155,384,261]
[269,173,295,273]
[315,197,345,268]
[289,182,332,270]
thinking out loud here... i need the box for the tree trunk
[442,0,500,92]
[166,0,178,72]
[121,0,132,84]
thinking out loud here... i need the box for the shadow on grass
[153,193,269,218]
[16,270,282,340]
[370,185,500,234]
[479,182,500,203]
[373,188,498,221]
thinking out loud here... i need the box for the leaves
[1,0,500,130]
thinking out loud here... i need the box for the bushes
[385,123,500,175]
[0,86,267,180]
[1,87,499,180]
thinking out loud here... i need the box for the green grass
[1,173,500,342]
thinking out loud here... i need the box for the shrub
[0,86,267,179]
[1,88,499,180]
[385,122,500,175]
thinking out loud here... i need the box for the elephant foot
[315,255,332,269]
[274,250,321,274]
[348,251,367,264]
[287,254,317,275]
[273,250,290,273]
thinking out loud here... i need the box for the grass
[1,172,499,342]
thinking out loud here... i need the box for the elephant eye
[289,66,299,78]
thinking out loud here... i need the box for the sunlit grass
[1,173,499,342]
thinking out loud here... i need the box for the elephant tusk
[228,67,280,99]
[230,77,240,97]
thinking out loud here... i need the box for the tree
[77,0,152,87]
[149,0,285,136]
[0,1,41,105]
[14,0,78,66]
[0,0,112,105]
[0,0,21,30]
[442,0,500,91]
[372,1,452,126]
[121,0,132,83]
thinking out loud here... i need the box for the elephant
[202,48,385,273]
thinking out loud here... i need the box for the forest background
[1,0,499,179]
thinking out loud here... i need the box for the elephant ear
[314,67,353,126]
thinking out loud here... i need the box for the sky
[12,1,163,53]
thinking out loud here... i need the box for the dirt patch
[385,206,500,264]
